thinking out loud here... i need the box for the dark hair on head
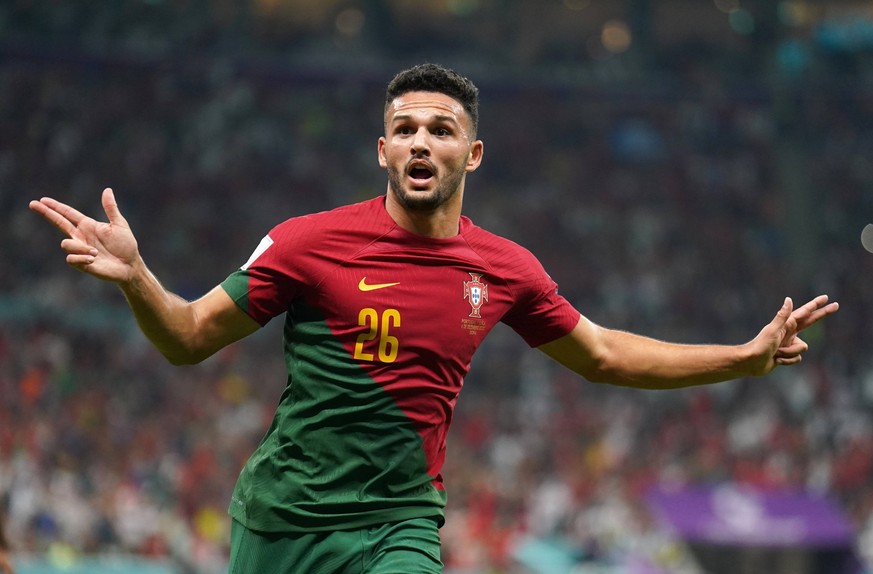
[385,63,480,135]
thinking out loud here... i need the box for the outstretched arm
[538,295,839,389]
[29,188,260,364]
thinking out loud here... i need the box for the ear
[377,136,387,168]
[465,140,484,172]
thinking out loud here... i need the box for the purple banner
[646,484,855,547]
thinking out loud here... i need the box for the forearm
[118,258,259,365]
[589,328,755,389]
[539,318,758,390]
[118,257,204,365]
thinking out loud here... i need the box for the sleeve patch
[241,235,274,270]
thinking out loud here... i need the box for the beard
[387,159,467,212]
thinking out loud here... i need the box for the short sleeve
[501,280,580,348]
[220,221,307,325]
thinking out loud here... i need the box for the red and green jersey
[221,196,580,533]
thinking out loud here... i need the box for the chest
[307,249,513,367]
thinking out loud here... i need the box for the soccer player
[30,63,838,573]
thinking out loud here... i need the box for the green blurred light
[729,9,755,35]
[714,0,740,14]
[447,0,480,17]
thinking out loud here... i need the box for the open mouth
[407,162,435,185]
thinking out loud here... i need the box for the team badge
[463,273,489,318]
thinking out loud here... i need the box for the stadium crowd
[2,2,873,572]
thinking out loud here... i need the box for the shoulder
[271,197,388,239]
[265,197,392,256]
[229,197,391,295]
[459,217,561,307]
[461,217,543,273]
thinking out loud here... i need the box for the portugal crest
[463,273,489,318]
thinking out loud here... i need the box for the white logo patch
[241,235,274,270]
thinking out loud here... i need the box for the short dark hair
[385,63,480,135]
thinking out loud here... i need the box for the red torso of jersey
[222,196,579,531]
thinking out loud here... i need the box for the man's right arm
[120,265,260,364]
[30,188,260,365]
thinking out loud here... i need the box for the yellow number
[378,309,400,363]
[353,308,378,361]
[353,308,400,363]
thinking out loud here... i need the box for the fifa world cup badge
[463,273,489,318]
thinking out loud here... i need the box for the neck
[384,188,462,238]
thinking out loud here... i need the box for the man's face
[379,91,483,212]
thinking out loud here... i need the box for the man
[30,63,838,573]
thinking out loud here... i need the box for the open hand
[29,188,139,284]
[749,295,839,375]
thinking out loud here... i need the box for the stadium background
[1,0,872,572]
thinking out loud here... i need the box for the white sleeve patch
[241,235,274,270]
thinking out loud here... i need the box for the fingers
[770,295,838,370]
[101,188,128,227]
[792,295,829,321]
[59,237,98,269]
[35,196,89,227]
[792,295,840,332]
[771,294,840,340]
[30,190,124,236]
[773,337,808,366]
[66,252,97,268]
[60,237,98,257]
[769,297,793,330]
[29,197,82,236]
[775,337,808,358]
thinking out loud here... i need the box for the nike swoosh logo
[358,277,400,291]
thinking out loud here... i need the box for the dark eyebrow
[391,114,459,126]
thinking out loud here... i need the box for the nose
[410,127,430,156]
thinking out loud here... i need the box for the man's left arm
[537,295,839,390]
